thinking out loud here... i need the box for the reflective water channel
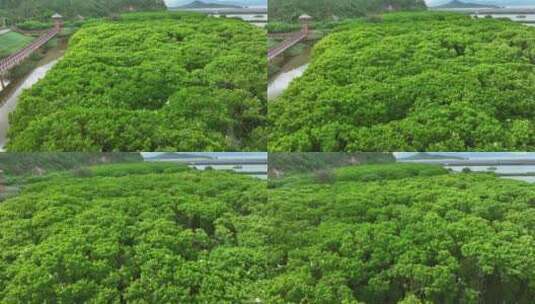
[268,43,312,100]
[269,7,535,101]
[445,165,535,183]
[146,156,268,180]
[0,59,59,150]
[399,159,535,183]
[170,7,267,27]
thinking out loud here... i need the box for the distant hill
[167,0,264,7]
[435,0,500,8]
[178,1,242,8]
[268,153,395,177]
[0,0,167,21]
[269,0,427,22]
[400,152,467,160]
[145,153,214,160]
[0,153,142,176]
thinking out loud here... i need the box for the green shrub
[0,163,266,302]
[335,163,449,182]
[266,22,301,33]
[7,12,267,151]
[16,20,52,30]
[265,163,535,303]
[313,169,335,184]
[269,12,535,151]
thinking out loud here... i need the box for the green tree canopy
[0,162,267,302]
[0,152,142,176]
[269,12,535,151]
[1,160,534,302]
[0,0,166,21]
[263,163,535,303]
[268,0,426,22]
[7,12,267,151]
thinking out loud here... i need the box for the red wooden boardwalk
[0,27,60,74]
[268,29,307,62]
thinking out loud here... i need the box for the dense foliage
[0,0,166,21]
[15,20,53,30]
[0,31,32,59]
[0,153,142,176]
[269,13,535,151]
[264,163,535,303]
[0,162,268,302]
[2,159,535,302]
[268,0,426,22]
[7,12,267,151]
[268,152,394,176]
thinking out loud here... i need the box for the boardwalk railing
[0,27,60,74]
[268,29,307,62]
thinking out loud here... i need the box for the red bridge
[268,13,312,62]
[0,27,60,75]
[268,29,308,62]
[0,13,63,89]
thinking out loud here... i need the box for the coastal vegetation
[270,12,535,151]
[0,0,166,22]
[7,12,267,151]
[265,163,535,303]
[1,159,534,302]
[0,31,32,59]
[268,152,394,176]
[268,0,426,22]
[0,162,267,302]
[0,153,142,177]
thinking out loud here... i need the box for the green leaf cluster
[0,162,268,303]
[268,0,426,22]
[0,0,167,21]
[263,163,535,303]
[268,152,395,175]
[0,153,142,176]
[2,162,535,303]
[7,12,267,151]
[270,12,535,151]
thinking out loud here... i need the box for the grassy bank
[0,31,33,59]
[7,12,267,152]
[270,12,535,152]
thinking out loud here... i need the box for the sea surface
[191,164,267,179]
[145,154,268,179]
[446,165,535,183]
[170,6,267,27]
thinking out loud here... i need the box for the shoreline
[0,36,67,106]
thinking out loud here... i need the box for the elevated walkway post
[0,13,62,88]
[268,14,312,62]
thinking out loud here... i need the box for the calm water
[472,13,535,24]
[268,64,308,100]
[268,44,312,100]
[0,79,11,93]
[436,5,535,26]
[446,165,535,183]
[147,158,267,179]
[170,7,267,27]
[221,14,267,27]
[192,164,267,179]
[0,59,59,151]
